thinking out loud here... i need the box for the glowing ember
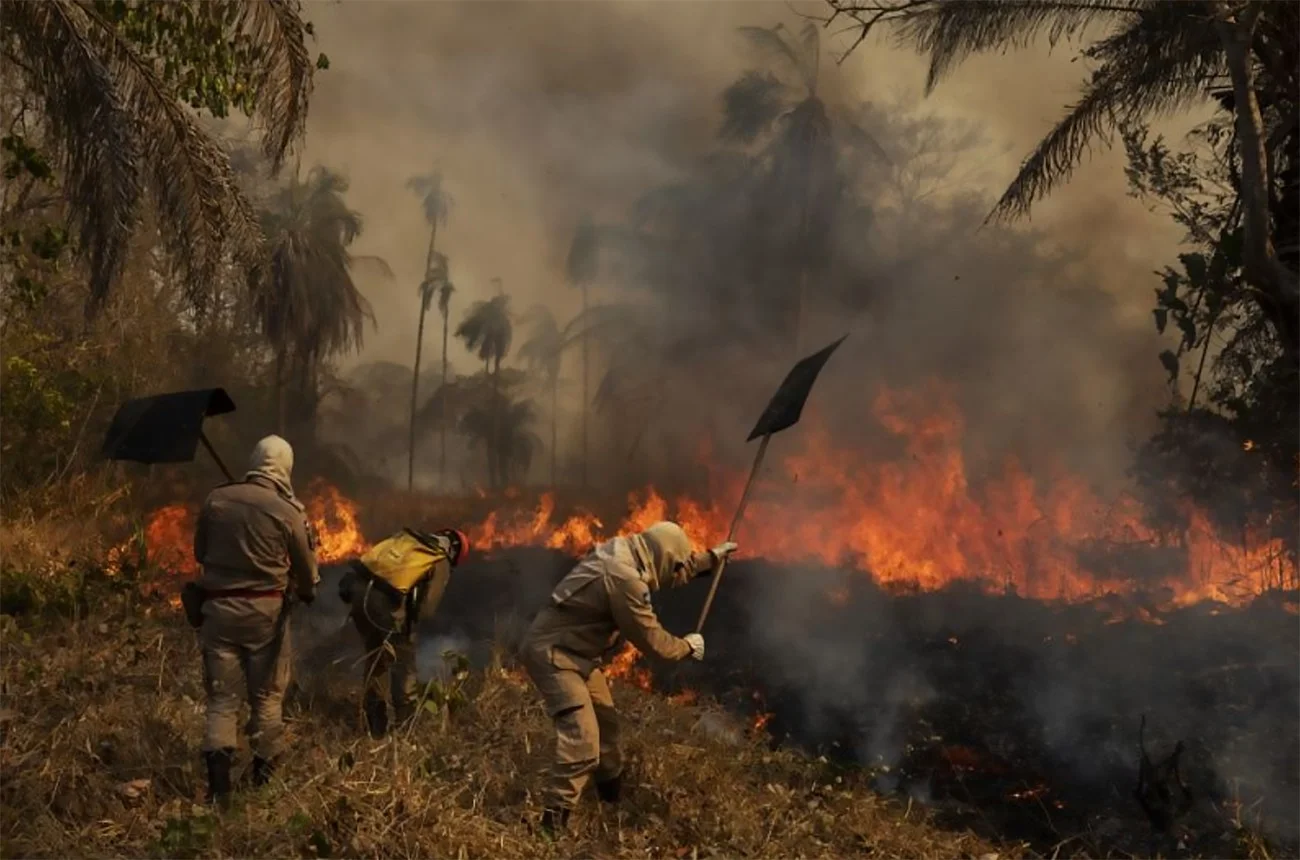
[750,690,773,734]
[669,689,699,706]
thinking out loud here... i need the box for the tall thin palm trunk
[274,347,286,436]
[550,371,558,488]
[580,283,589,487]
[492,354,503,489]
[408,222,439,492]
[408,306,427,491]
[439,305,449,484]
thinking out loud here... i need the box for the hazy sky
[296,1,1193,375]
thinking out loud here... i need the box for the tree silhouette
[455,291,513,488]
[720,21,879,352]
[517,305,567,487]
[436,276,456,485]
[255,165,387,438]
[409,249,451,490]
[3,1,317,316]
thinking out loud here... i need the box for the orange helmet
[438,528,470,567]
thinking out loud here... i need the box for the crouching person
[338,527,469,738]
[191,435,319,807]
[521,521,737,834]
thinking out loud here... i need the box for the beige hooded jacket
[523,521,718,679]
[193,436,318,598]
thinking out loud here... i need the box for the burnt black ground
[297,549,1300,858]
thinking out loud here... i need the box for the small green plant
[151,811,216,859]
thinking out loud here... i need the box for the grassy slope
[0,599,1018,860]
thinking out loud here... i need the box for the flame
[750,689,773,734]
[459,381,1295,609]
[116,381,1295,614]
[604,642,653,691]
[669,689,699,706]
[304,479,369,563]
[115,481,370,598]
[143,505,199,576]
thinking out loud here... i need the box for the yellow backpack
[359,530,448,594]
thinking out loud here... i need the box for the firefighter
[338,527,470,738]
[521,520,737,834]
[191,435,319,806]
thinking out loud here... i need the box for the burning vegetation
[114,382,1295,614]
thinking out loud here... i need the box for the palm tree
[408,250,450,491]
[720,21,848,354]
[826,1,1297,321]
[3,1,315,316]
[517,305,567,487]
[405,170,453,491]
[455,291,513,488]
[566,217,599,487]
[256,165,387,438]
[436,277,456,485]
[459,390,541,488]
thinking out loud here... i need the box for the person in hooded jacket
[521,521,738,834]
[192,435,319,806]
[337,526,470,738]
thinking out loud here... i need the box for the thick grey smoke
[292,1,1190,493]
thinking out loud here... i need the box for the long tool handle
[199,430,235,482]
[694,433,771,633]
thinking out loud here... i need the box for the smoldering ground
[287,549,1298,856]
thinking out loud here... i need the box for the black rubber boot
[540,807,570,836]
[252,756,275,788]
[596,776,622,804]
[204,748,234,808]
[364,697,389,739]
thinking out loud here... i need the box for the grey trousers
[200,595,291,759]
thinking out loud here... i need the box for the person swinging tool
[338,526,470,738]
[521,521,737,835]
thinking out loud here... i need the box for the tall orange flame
[118,381,1294,611]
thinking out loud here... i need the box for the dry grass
[1,599,1021,860]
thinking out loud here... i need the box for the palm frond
[256,162,376,363]
[437,281,455,316]
[456,294,513,364]
[738,24,811,89]
[894,0,1150,94]
[798,21,821,93]
[4,0,315,314]
[5,0,140,314]
[406,171,455,225]
[720,71,790,143]
[234,0,314,172]
[990,3,1222,220]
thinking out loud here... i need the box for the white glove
[683,633,705,661]
[710,542,739,564]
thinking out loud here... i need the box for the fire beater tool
[101,388,238,482]
[693,335,847,634]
